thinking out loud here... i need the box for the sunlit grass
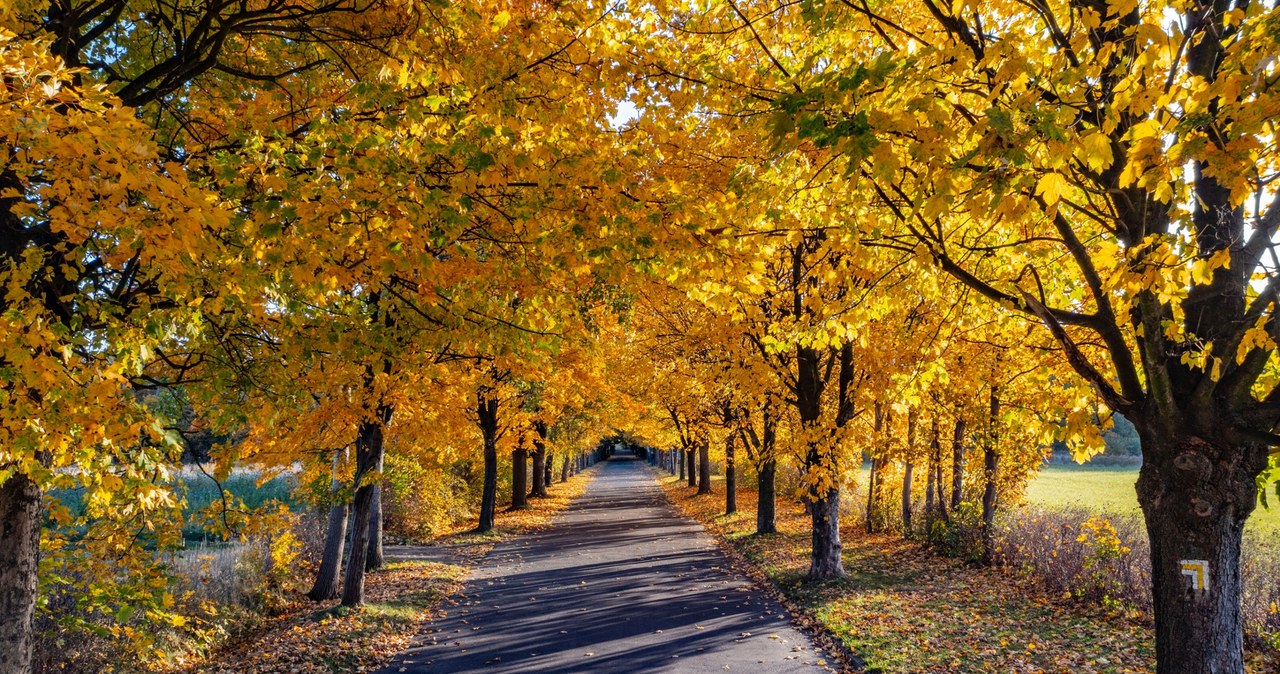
[1026,465,1280,534]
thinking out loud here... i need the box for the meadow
[1024,464,1280,535]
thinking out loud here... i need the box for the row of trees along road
[1,1,1279,673]
[0,1,647,672]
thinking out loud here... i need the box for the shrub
[383,454,472,541]
[925,501,986,563]
[996,505,1149,609]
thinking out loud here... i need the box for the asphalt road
[378,452,831,674]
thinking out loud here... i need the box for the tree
[723,0,1280,666]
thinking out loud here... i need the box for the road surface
[379,453,831,673]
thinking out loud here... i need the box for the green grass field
[1026,464,1280,535]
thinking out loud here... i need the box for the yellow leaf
[1036,172,1067,206]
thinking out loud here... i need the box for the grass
[1025,464,1280,534]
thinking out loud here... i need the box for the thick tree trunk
[366,450,385,572]
[697,438,711,495]
[529,448,546,499]
[308,450,349,601]
[341,405,391,607]
[561,452,571,482]
[951,416,966,510]
[808,486,844,580]
[725,432,737,515]
[981,386,1000,565]
[476,393,500,534]
[530,422,549,498]
[0,473,40,674]
[757,458,777,535]
[798,341,850,580]
[544,450,554,489]
[308,502,349,601]
[1135,433,1266,674]
[678,447,686,481]
[511,444,529,509]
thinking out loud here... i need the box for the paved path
[379,453,830,673]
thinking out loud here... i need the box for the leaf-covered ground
[657,472,1277,673]
[168,466,597,674]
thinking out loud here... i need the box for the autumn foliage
[1,0,1278,673]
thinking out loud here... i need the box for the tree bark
[365,450,385,572]
[902,409,917,536]
[757,458,777,535]
[529,447,544,497]
[476,392,500,533]
[678,447,686,481]
[924,416,938,521]
[686,443,697,487]
[308,449,349,601]
[544,449,554,489]
[511,442,529,509]
[951,416,966,510]
[0,473,40,674]
[808,486,844,579]
[981,386,1000,564]
[341,403,391,607]
[530,421,549,498]
[561,452,571,482]
[1135,431,1266,674]
[798,340,852,580]
[725,432,737,515]
[901,463,914,536]
[866,458,885,533]
[697,436,711,495]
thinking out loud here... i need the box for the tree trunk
[476,393,500,533]
[951,416,966,510]
[697,437,711,495]
[798,341,850,580]
[924,416,938,520]
[686,444,697,487]
[725,432,737,515]
[0,473,40,674]
[544,450,554,489]
[808,486,844,580]
[866,458,885,533]
[1133,431,1266,674]
[530,421,549,498]
[341,404,391,607]
[561,452,571,482]
[512,443,529,509]
[757,458,777,535]
[529,448,546,498]
[308,502,349,601]
[981,386,1000,564]
[308,449,349,601]
[678,447,686,481]
[366,450,385,572]
[901,463,914,536]
[902,409,917,536]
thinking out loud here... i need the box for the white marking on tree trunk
[1179,560,1209,591]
